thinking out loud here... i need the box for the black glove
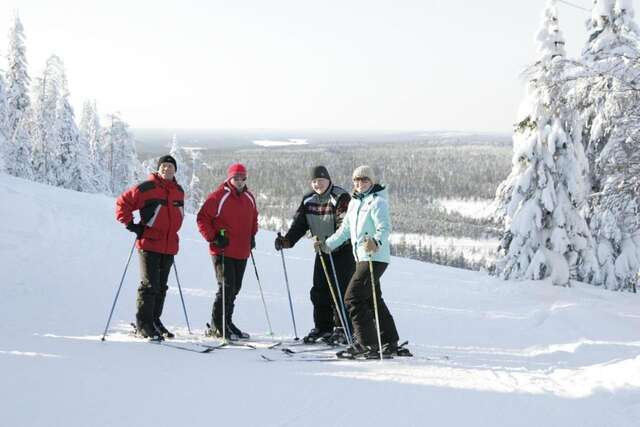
[251,235,256,250]
[126,221,146,240]
[212,232,229,249]
[274,235,291,251]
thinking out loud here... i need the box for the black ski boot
[303,328,332,344]
[136,323,164,342]
[154,319,175,339]
[336,342,369,359]
[383,341,413,357]
[364,346,393,359]
[228,322,250,340]
[205,323,239,341]
[325,327,348,345]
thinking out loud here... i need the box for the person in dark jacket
[116,155,185,341]
[197,163,258,340]
[275,165,355,344]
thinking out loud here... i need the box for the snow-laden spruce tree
[30,56,62,185]
[0,72,8,172]
[5,14,33,179]
[53,58,96,192]
[79,100,110,194]
[101,113,140,195]
[169,134,190,185]
[30,56,62,186]
[186,150,206,213]
[495,1,597,285]
[578,0,640,291]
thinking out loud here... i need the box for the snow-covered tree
[101,113,140,195]
[0,72,9,172]
[79,100,110,193]
[577,0,640,291]
[169,134,189,185]
[30,56,62,185]
[495,1,597,285]
[186,149,206,213]
[5,14,33,179]
[53,59,96,192]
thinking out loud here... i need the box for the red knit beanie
[227,163,247,179]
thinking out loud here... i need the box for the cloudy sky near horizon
[1,0,636,132]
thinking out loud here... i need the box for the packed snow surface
[0,173,639,427]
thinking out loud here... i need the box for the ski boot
[382,341,413,357]
[134,323,164,342]
[153,319,175,339]
[324,327,348,345]
[205,323,239,341]
[303,328,332,344]
[336,342,369,359]
[228,322,250,340]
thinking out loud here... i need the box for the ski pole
[328,251,353,344]
[172,260,192,334]
[316,238,352,346]
[101,239,136,341]
[220,229,227,343]
[278,232,299,340]
[250,250,274,336]
[366,235,384,361]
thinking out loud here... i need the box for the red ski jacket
[115,173,185,255]
[197,180,258,259]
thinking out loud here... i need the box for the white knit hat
[352,165,376,184]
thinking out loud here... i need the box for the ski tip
[260,354,274,362]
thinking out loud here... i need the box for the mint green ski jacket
[325,184,391,263]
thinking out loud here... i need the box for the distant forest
[192,141,512,268]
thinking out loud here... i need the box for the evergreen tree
[30,56,62,185]
[5,14,33,179]
[579,0,640,291]
[53,58,95,192]
[187,150,205,213]
[495,1,596,285]
[79,100,110,194]
[169,134,189,185]
[0,72,8,172]
[101,113,140,195]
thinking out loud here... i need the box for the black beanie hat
[157,155,177,171]
[310,165,330,181]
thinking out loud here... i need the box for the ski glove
[212,232,229,249]
[251,235,256,250]
[313,240,331,254]
[274,235,291,251]
[126,221,146,240]
[363,238,379,254]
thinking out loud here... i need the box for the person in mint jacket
[315,165,409,359]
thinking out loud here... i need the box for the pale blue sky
[1,0,635,132]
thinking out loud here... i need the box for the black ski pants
[210,255,247,329]
[310,247,355,333]
[136,250,174,328]
[344,261,399,348]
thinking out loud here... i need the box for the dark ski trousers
[344,261,399,348]
[311,247,355,333]
[211,255,248,329]
[136,250,174,329]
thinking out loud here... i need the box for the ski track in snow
[1,173,640,427]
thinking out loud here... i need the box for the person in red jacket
[115,155,185,341]
[197,163,258,340]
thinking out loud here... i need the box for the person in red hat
[197,162,258,339]
[115,154,185,341]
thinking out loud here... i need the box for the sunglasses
[352,177,370,182]
[232,175,247,182]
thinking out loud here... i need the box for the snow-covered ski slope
[0,173,639,427]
